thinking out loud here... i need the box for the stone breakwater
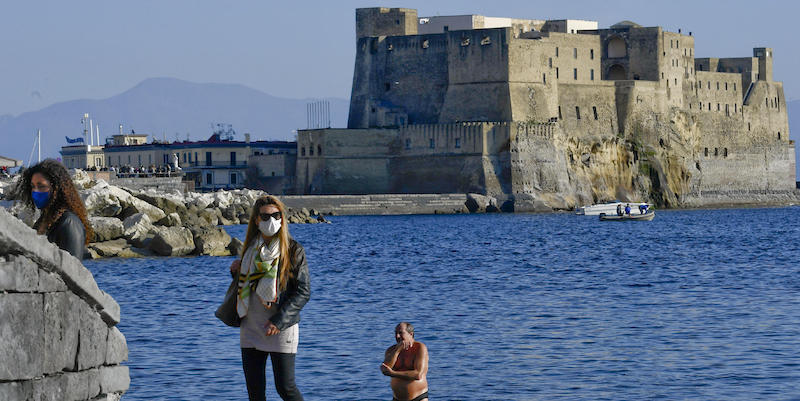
[1,171,329,259]
[0,208,129,400]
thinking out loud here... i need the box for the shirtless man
[380,322,429,401]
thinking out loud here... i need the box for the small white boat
[599,210,655,221]
[576,201,650,216]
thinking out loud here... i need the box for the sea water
[85,207,800,400]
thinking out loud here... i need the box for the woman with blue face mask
[18,159,93,259]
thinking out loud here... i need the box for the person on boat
[381,322,429,401]
[639,204,649,214]
[229,195,310,401]
[624,203,631,215]
[616,203,623,216]
[18,159,93,259]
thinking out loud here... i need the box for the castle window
[766,98,769,107]
[717,103,720,111]
[748,122,751,131]
[724,148,728,157]
[593,106,598,120]
[699,102,703,109]
[574,68,578,80]
[778,132,781,140]
[558,106,562,119]
[734,104,737,113]
[725,104,729,116]
[725,82,728,90]
[405,138,411,149]
[708,103,711,111]
[455,138,461,148]
[661,72,664,79]
[674,78,677,85]
[543,73,547,84]
[443,26,449,32]
[707,81,710,89]
[714,148,718,156]
[590,49,594,59]
[385,83,391,91]
[549,57,552,68]
[556,68,559,79]
[716,82,720,90]
[301,147,305,156]
[733,83,736,91]
[318,145,322,156]
[704,148,708,157]
[573,48,577,58]
[429,138,435,149]
[556,47,559,57]
[590,69,594,80]
[575,106,581,120]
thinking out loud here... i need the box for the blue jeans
[241,348,303,401]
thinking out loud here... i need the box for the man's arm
[382,343,428,381]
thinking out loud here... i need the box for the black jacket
[46,210,86,260]
[268,238,311,331]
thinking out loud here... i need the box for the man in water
[381,322,429,401]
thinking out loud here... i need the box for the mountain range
[0,77,349,164]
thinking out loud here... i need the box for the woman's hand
[264,321,281,336]
[229,259,241,275]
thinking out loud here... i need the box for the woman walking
[229,195,310,401]
[18,159,92,259]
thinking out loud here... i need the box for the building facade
[296,7,795,209]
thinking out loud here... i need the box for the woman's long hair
[241,195,293,291]
[18,159,93,245]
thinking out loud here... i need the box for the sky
[1,0,798,117]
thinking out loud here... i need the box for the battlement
[356,8,418,38]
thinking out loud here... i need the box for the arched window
[607,64,626,80]
[607,37,627,58]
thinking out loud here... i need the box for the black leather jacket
[45,210,86,260]
[268,238,311,331]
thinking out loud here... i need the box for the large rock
[122,213,154,248]
[89,239,149,258]
[155,212,182,227]
[190,226,232,256]
[89,217,124,242]
[465,193,498,213]
[197,208,220,226]
[82,181,165,221]
[148,226,194,256]
[227,237,244,257]
[134,191,188,217]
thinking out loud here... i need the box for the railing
[183,161,248,168]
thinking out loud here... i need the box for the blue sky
[1,0,798,116]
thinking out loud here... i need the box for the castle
[294,7,796,209]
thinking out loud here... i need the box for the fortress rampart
[301,8,797,208]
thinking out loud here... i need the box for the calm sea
[85,207,800,400]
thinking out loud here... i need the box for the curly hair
[18,159,93,245]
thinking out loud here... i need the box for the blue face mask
[32,190,51,209]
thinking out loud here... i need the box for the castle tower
[356,7,418,38]
[754,47,773,81]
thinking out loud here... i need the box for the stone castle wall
[0,208,129,400]
[310,8,798,208]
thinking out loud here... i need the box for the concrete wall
[0,208,129,400]
[356,8,418,38]
[280,193,468,215]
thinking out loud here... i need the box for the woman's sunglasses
[259,212,282,220]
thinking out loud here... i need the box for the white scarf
[236,236,280,317]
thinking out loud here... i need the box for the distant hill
[0,77,349,165]
[787,100,800,179]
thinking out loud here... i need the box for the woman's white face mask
[259,217,281,236]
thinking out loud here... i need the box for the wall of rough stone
[280,193,469,215]
[0,208,129,400]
